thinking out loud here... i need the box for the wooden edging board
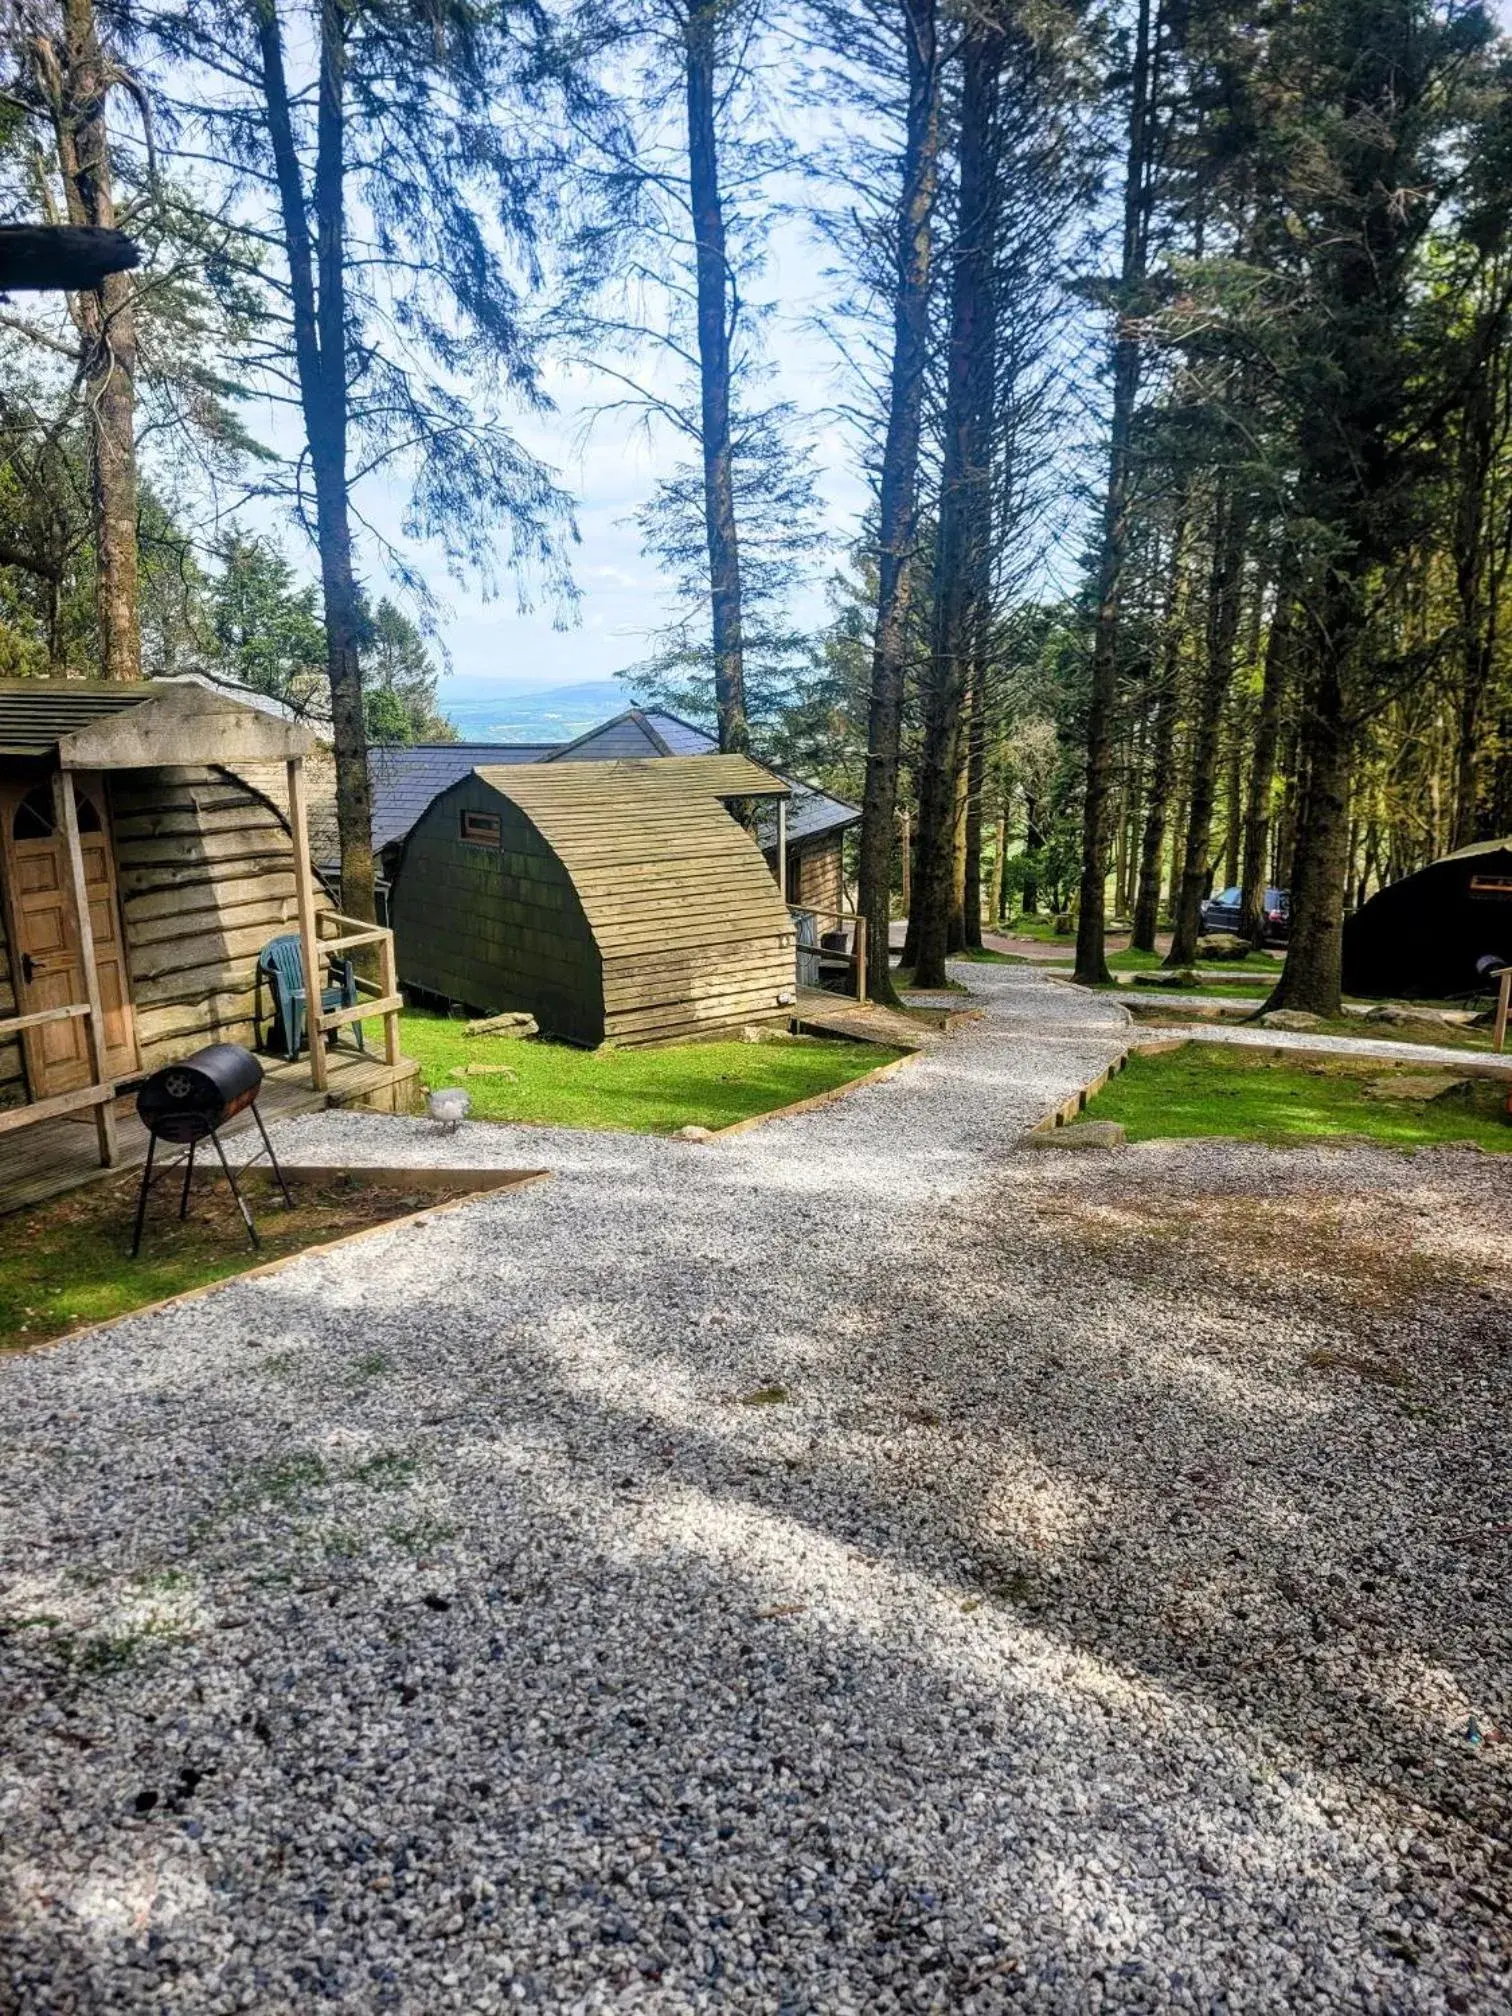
[1024,1033,1512,1137]
[709,1050,923,1139]
[8,1167,549,1359]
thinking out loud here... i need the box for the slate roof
[367,707,860,856]
[370,741,556,851]
[550,708,860,850]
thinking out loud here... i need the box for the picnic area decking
[0,1046,418,1216]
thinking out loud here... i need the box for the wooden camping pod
[389,756,798,1047]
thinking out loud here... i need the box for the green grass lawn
[399,1010,899,1133]
[1086,1042,1512,1152]
[0,1171,484,1353]
[1120,978,1276,999]
[1043,946,1283,975]
[1002,914,1070,943]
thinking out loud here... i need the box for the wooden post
[854,913,868,1006]
[380,926,401,1068]
[776,797,788,904]
[286,756,327,1093]
[54,767,117,1166]
[900,806,911,918]
[1497,968,1511,1054]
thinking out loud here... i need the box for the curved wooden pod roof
[472,755,794,961]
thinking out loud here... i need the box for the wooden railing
[791,905,868,1005]
[1493,965,1512,1053]
[306,909,403,1087]
[0,1000,117,1158]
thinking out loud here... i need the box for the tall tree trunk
[1265,658,1350,1014]
[1221,714,1242,888]
[1074,0,1154,986]
[256,0,376,921]
[914,18,999,988]
[685,2,747,755]
[1022,787,1041,914]
[1132,515,1190,952]
[963,651,988,949]
[1167,488,1246,966]
[990,792,1007,927]
[39,0,139,679]
[1238,588,1292,946]
[1274,710,1301,887]
[856,0,941,1005]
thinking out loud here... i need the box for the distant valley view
[436,677,639,743]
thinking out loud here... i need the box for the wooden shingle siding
[0,757,324,1103]
[389,758,797,1048]
[391,774,602,1046]
[791,834,844,917]
[111,764,325,1070]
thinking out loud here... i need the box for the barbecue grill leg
[178,1139,196,1220]
[129,1134,157,1259]
[210,1127,260,1250]
[252,1103,293,1208]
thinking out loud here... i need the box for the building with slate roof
[390,755,798,1046]
[366,706,858,923]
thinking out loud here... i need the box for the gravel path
[1148,1020,1512,1073]
[3,966,1511,2012]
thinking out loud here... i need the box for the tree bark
[1264,659,1350,1015]
[856,0,941,1005]
[990,794,1007,927]
[42,0,139,680]
[914,17,999,988]
[1132,513,1190,951]
[1167,487,1246,966]
[1238,589,1292,946]
[685,2,747,755]
[1021,787,1041,914]
[1074,0,1154,986]
[962,653,986,949]
[255,0,376,922]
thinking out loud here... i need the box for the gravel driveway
[3,966,1510,2012]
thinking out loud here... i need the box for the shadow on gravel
[2,1114,1511,2007]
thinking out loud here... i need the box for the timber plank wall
[0,762,327,1107]
[390,762,798,1048]
[790,834,844,917]
[392,773,603,1045]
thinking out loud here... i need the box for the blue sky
[379,206,871,700]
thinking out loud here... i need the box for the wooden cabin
[390,755,799,1046]
[364,706,859,922]
[0,679,412,1190]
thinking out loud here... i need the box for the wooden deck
[0,1047,420,1217]
[792,983,986,1051]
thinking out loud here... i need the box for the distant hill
[437,677,633,743]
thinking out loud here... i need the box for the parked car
[1198,886,1290,944]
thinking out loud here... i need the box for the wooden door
[0,772,137,1098]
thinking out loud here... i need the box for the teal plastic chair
[255,934,364,1062]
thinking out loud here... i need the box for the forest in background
[2,0,1511,1014]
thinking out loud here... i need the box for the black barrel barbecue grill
[131,1044,291,1256]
